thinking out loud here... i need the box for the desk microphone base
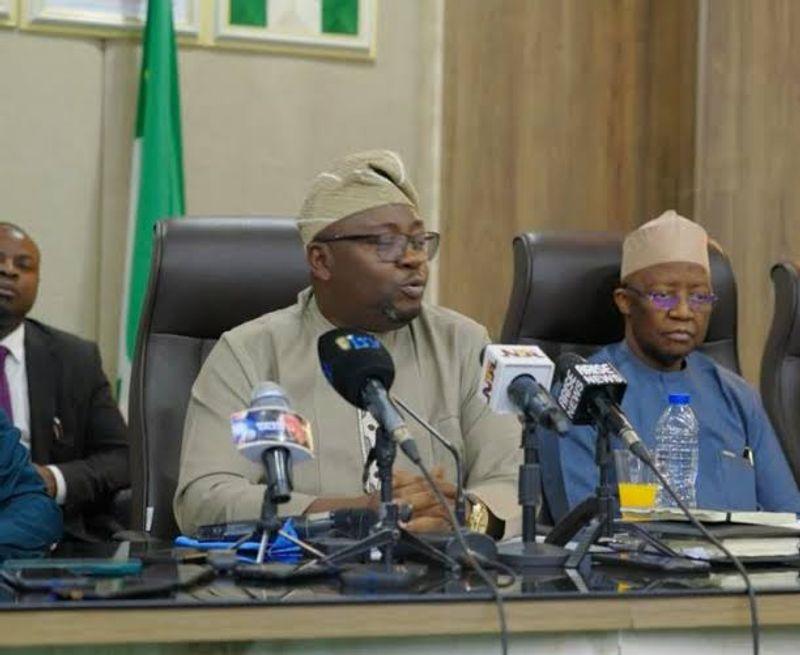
[498,541,570,569]
[421,529,498,564]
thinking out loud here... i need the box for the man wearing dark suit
[0,222,129,542]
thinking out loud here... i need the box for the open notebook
[637,509,800,561]
[645,508,800,529]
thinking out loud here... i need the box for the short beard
[380,301,420,327]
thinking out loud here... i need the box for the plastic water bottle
[654,394,699,508]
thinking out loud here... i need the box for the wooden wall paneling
[641,0,698,218]
[440,0,697,339]
[695,0,800,382]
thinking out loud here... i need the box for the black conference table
[1,539,800,654]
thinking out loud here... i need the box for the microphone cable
[392,395,466,519]
[282,445,513,654]
[644,460,760,655]
[466,549,519,589]
[392,394,514,653]
[413,458,511,655]
[556,353,758,652]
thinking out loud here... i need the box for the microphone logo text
[335,333,382,352]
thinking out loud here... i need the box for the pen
[53,417,63,442]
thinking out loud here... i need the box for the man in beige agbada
[174,150,521,537]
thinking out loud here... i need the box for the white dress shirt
[1,323,67,504]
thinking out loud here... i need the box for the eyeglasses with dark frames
[623,285,718,312]
[313,231,440,263]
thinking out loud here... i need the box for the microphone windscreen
[250,381,291,409]
[317,328,395,408]
[555,351,586,383]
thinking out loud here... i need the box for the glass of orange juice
[613,450,658,521]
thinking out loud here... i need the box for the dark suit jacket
[25,319,129,542]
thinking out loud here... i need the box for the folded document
[645,508,800,529]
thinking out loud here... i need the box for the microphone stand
[375,425,400,567]
[392,395,497,562]
[391,396,466,523]
[255,483,282,563]
[548,426,674,571]
[255,448,293,563]
[497,414,570,568]
[561,424,616,569]
[321,426,462,587]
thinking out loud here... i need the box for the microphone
[231,382,315,504]
[555,353,652,462]
[318,328,421,464]
[391,394,469,526]
[480,344,570,433]
[196,507,378,542]
[297,508,379,541]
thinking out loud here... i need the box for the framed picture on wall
[0,0,17,28]
[21,0,201,37]
[214,0,376,60]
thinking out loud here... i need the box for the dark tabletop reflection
[0,541,798,609]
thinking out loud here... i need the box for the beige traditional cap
[621,210,710,280]
[296,149,419,245]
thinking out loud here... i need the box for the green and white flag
[118,0,185,414]
[230,0,359,35]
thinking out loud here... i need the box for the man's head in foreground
[0,223,40,337]
[298,150,439,333]
[613,210,717,372]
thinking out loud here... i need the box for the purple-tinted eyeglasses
[624,285,718,312]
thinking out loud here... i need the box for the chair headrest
[501,231,738,365]
[769,262,800,357]
[145,217,309,339]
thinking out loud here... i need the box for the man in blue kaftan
[556,211,800,515]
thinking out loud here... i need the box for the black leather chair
[499,231,741,522]
[128,217,309,539]
[501,231,741,371]
[760,261,800,487]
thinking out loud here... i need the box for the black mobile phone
[3,558,142,576]
[195,521,257,542]
[51,565,216,601]
[0,568,95,592]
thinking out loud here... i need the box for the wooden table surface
[3,592,798,647]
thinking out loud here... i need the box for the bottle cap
[668,393,690,405]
